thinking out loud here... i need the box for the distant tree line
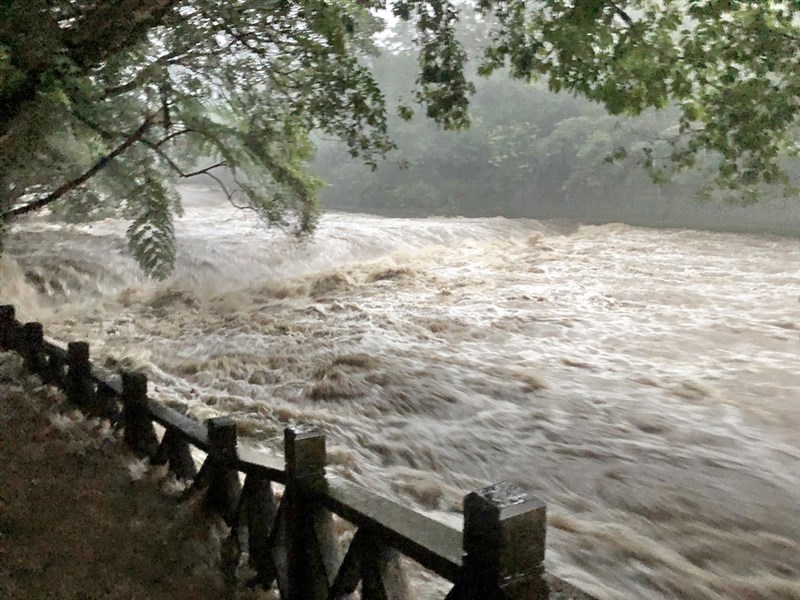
[313,15,800,234]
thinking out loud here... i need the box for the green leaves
[397,104,414,121]
[472,0,800,198]
[0,43,26,94]
[1,0,397,277]
[125,178,177,280]
[2,0,798,277]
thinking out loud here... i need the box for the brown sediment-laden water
[3,187,799,599]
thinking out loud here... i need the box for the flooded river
[3,188,799,599]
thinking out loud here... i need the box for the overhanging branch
[140,138,246,207]
[3,118,153,221]
[139,138,226,179]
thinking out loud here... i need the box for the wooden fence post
[275,425,340,600]
[121,371,158,459]
[330,528,410,600]
[21,322,46,375]
[152,429,197,481]
[239,473,278,587]
[66,341,94,410]
[0,305,17,350]
[446,482,548,600]
[204,416,242,526]
[43,348,66,388]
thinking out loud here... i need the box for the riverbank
[0,351,272,599]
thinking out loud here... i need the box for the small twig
[140,138,252,210]
[608,1,634,27]
[205,172,255,212]
[141,139,226,180]
[182,162,226,178]
[154,128,193,148]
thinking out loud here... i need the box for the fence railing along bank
[0,304,596,600]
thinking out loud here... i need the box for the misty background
[310,17,800,236]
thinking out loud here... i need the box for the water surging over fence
[3,189,800,598]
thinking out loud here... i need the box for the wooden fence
[0,304,595,600]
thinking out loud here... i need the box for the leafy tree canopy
[1,0,798,277]
[473,0,799,200]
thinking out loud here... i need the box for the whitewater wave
[2,192,799,599]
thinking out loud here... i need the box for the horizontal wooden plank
[546,574,600,600]
[90,364,123,395]
[146,399,209,451]
[42,339,67,360]
[236,446,286,484]
[319,476,463,582]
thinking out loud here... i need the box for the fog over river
[3,188,799,599]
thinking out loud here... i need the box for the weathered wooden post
[66,341,95,409]
[275,425,341,600]
[360,534,408,600]
[446,482,548,600]
[0,305,17,350]
[204,416,242,526]
[42,347,66,388]
[330,528,410,600]
[152,429,197,481]
[121,371,159,459]
[239,473,278,587]
[21,322,47,376]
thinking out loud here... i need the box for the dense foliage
[477,0,799,197]
[314,25,799,233]
[1,1,798,275]
[0,0,395,277]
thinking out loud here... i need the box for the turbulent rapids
[3,187,799,599]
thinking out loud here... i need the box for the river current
[3,187,799,599]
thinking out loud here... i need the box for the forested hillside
[314,19,800,235]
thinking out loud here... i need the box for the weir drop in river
[3,187,799,599]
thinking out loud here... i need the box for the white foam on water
[3,192,799,599]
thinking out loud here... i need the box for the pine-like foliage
[126,178,178,280]
[1,0,398,278]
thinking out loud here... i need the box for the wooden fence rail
[0,304,595,600]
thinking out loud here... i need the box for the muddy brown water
[3,188,799,599]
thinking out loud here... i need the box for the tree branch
[142,137,231,181]
[102,50,183,99]
[145,140,227,180]
[205,172,254,212]
[160,85,171,131]
[183,162,226,178]
[154,128,193,148]
[608,1,634,27]
[139,137,254,211]
[3,118,153,221]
